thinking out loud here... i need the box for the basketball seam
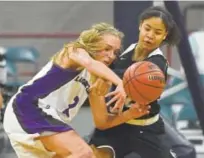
[125,70,162,85]
[130,78,152,102]
[127,65,134,100]
[123,62,161,103]
[134,73,165,89]
[127,62,152,102]
[135,79,165,89]
[124,61,156,84]
[132,61,152,102]
[124,61,146,101]
[134,61,147,73]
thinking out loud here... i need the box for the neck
[132,43,149,61]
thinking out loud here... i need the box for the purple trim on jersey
[13,101,73,134]
[12,64,80,134]
[20,64,80,99]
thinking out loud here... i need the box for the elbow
[84,59,97,72]
[82,58,93,69]
[95,124,109,130]
[94,120,109,130]
[83,59,105,73]
[69,52,93,69]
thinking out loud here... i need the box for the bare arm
[69,49,122,86]
[88,79,149,130]
[56,47,126,109]
[89,94,149,130]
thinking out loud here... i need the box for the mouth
[143,40,153,46]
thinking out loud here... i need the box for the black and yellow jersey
[110,43,168,119]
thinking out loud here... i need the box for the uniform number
[63,96,79,117]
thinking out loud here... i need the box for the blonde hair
[52,22,124,62]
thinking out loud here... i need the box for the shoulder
[145,48,168,74]
[146,48,167,64]
[148,48,164,58]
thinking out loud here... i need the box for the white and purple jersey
[4,61,92,134]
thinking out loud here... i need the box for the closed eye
[113,49,120,57]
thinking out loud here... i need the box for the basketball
[123,61,166,104]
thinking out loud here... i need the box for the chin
[142,45,150,51]
[143,45,154,51]
[103,62,110,66]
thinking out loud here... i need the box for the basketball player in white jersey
[3,23,149,158]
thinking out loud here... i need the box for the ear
[139,23,142,31]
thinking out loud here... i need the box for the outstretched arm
[69,48,126,109]
[55,47,126,109]
[69,48,122,86]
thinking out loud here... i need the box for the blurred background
[0,1,204,158]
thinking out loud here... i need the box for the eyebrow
[114,48,121,53]
[107,44,120,51]
[145,24,163,32]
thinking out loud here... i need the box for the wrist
[122,109,134,120]
[127,108,137,119]
[116,80,123,86]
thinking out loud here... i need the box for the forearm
[69,49,122,86]
[101,109,135,130]
[87,60,122,86]
[89,94,134,130]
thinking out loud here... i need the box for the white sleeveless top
[13,61,92,124]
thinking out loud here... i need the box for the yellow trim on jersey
[126,114,159,126]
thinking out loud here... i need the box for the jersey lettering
[75,76,90,93]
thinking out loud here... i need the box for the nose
[147,31,154,40]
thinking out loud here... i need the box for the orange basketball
[123,61,166,104]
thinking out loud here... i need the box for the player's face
[138,17,168,51]
[94,34,121,66]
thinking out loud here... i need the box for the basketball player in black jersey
[88,6,196,158]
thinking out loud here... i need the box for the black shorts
[88,117,195,158]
